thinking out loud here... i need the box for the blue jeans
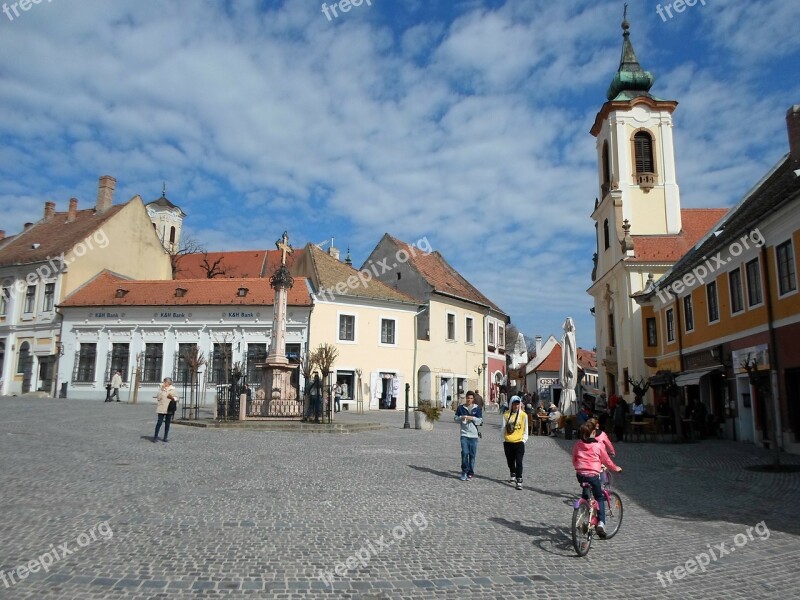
[460,436,478,475]
[576,473,605,524]
[154,413,172,440]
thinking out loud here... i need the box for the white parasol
[559,317,578,417]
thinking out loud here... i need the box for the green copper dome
[606,16,655,101]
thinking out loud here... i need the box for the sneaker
[459,472,468,481]
[596,522,607,538]
[152,436,158,443]
[163,438,169,443]
[466,474,474,481]
[515,479,523,490]
[509,475,517,483]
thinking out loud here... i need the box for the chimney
[96,175,116,213]
[329,246,340,260]
[23,222,33,230]
[535,335,542,355]
[787,104,800,164]
[0,230,5,241]
[44,201,56,220]
[67,198,78,223]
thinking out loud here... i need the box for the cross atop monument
[276,231,293,266]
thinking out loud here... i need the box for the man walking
[109,370,123,402]
[454,391,483,481]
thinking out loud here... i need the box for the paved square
[1,397,799,599]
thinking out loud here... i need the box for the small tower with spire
[146,182,186,253]
[590,6,682,279]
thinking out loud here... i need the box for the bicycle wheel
[603,491,623,539]
[571,502,593,556]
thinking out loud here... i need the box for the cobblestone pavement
[1,397,799,599]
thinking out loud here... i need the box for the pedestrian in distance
[334,381,343,413]
[108,370,123,402]
[153,377,178,443]
[454,391,483,481]
[613,396,629,443]
[502,395,528,490]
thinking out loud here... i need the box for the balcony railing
[636,172,656,189]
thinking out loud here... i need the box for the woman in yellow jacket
[502,396,529,490]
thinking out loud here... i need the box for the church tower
[146,184,186,254]
[590,13,682,282]
[588,11,684,400]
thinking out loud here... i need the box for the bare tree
[742,354,781,468]
[314,343,339,421]
[169,235,205,279]
[201,252,227,278]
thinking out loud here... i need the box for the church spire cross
[276,231,293,266]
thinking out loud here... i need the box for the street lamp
[404,382,411,429]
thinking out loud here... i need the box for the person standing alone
[502,395,528,489]
[109,370,123,402]
[153,377,178,443]
[454,391,483,481]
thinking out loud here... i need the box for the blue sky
[1,0,799,349]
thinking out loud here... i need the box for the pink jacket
[572,439,619,476]
[595,430,616,457]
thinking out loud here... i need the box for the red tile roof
[59,270,312,307]
[175,249,304,279]
[535,344,562,372]
[0,204,125,267]
[577,348,597,370]
[628,208,729,263]
[386,235,506,315]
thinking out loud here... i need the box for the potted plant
[415,401,441,430]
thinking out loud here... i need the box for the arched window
[602,141,611,188]
[17,342,30,374]
[169,226,176,243]
[633,131,654,174]
[603,219,610,250]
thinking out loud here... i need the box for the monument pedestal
[253,362,301,418]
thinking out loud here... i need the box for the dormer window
[115,288,129,298]
[175,287,187,298]
[237,287,249,297]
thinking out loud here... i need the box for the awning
[674,368,719,387]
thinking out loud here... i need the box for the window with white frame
[465,316,474,343]
[683,295,694,332]
[776,240,797,296]
[498,325,505,350]
[339,314,355,342]
[380,318,396,345]
[746,258,762,307]
[666,308,675,343]
[707,280,720,323]
[42,282,55,312]
[729,268,744,314]
[488,322,495,346]
[446,312,456,341]
[0,288,8,316]
[143,343,164,383]
[23,285,36,313]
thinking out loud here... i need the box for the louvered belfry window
[634,131,654,173]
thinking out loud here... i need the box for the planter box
[414,411,434,431]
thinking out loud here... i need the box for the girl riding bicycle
[572,422,622,538]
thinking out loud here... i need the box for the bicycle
[571,467,623,556]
